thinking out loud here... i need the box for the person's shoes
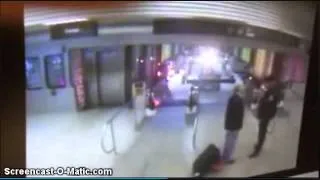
[224,159,236,165]
[249,151,260,158]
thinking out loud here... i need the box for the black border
[0,2,318,178]
[44,54,67,89]
[25,56,43,90]
[0,2,26,177]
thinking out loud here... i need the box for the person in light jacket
[222,85,245,164]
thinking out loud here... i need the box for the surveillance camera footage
[24,1,316,178]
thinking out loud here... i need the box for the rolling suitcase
[192,144,221,177]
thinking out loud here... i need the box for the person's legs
[222,131,232,161]
[228,131,239,160]
[249,119,269,158]
[223,130,239,164]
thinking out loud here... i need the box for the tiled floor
[292,171,319,177]
[26,90,304,177]
[26,106,140,177]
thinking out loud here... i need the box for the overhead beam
[26,33,308,57]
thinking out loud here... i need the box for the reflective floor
[26,88,304,177]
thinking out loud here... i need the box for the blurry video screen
[24,1,315,178]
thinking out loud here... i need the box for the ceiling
[24,1,316,40]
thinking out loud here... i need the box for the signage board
[153,19,301,47]
[49,21,98,40]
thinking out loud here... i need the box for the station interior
[24,2,315,177]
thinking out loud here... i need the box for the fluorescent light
[42,18,88,26]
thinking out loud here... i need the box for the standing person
[249,77,279,158]
[222,85,245,164]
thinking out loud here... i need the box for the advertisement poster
[69,49,86,110]
[284,55,306,83]
[26,57,42,90]
[44,54,66,89]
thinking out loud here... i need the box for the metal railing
[187,86,200,151]
[192,114,199,151]
[100,102,133,155]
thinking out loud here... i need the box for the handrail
[100,102,132,155]
[192,116,199,151]
[100,121,117,154]
[192,106,200,151]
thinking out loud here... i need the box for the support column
[137,45,147,81]
[124,45,133,104]
[145,45,155,88]
[153,44,162,86]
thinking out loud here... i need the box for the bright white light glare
[195,47,223,73]
[168,69,175,77]
[42,18,88,26]
[196,48,218,65]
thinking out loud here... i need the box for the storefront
[281,54,307,83]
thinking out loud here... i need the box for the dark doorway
[82,48,99,108]
[124,45,133,104]
[96,46,126,106]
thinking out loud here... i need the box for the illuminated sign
[64,28,81,34]
[241,48,251,63]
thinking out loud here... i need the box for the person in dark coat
[222,85,245,164]
[249,77,280,158]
